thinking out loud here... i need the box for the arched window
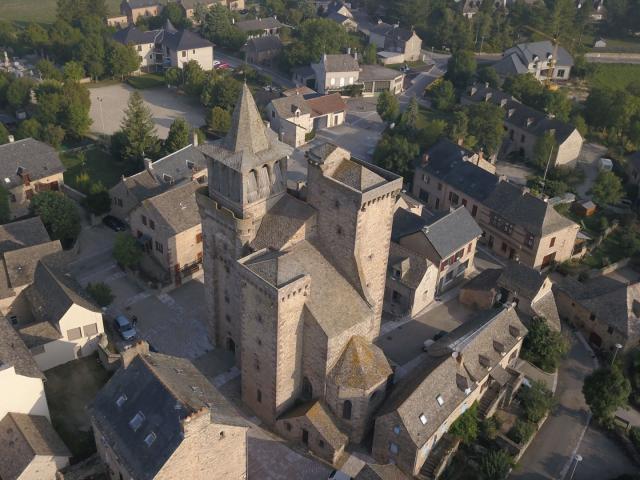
[342,400,352,420]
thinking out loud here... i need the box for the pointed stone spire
[223,83,270,154]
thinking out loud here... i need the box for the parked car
[213,60,221,67]
[215,63,230,70]
[103,215,127,232]
[114,315,136,341]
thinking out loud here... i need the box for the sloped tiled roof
[388,242,432,290]
[245,34,283,53]
[270,95,313,120]
[112,25,160,45]
[0,139,65,189]
[505,41,574,68]
[3,241,62,290]
[320,54,360,73]
[236,16,283,32]
[250,194,316,251]
[0,413,70,480]
[279,400,347,449]
[0,217,50,255]
[163,27,213,51]
[355,464,410,480]
[496,261,547,299]
[141,181,200,235]
[329,336,392,391]
[0,315,43,379]
[306,93,347,116]
[421,207,482,259]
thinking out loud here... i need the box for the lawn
[1,0,121,23]
[61,147,124,193]
[586,64,640,91]
[44,354,112,460]
[127,73,166,90]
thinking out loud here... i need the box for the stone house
[372,306,527,478]
[129,181,203,287]
[555,276,640,352]
[15,256,105,371]
[197,85,402,462]
[0,139,65,220]
[266,92,346,147]
[0,413,70,480]
[179,0,245,20]
[107,15,129,28]
[324,1,358,31]
[244,35,283,65]
[120,0,163,25]
[412,139,580,270]
[0,316,49,421]
[492,41,574,81]
[392,206,483,295]
[367,22,423,63]
[460,261,561,330]
[109,143,207,222]
[90,343,248,480]
[112,21,214,71]
[236,16,284,38]
[461,83,584,168]
[355,463,410,479]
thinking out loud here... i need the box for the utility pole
[541,145,555,194]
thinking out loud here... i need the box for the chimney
[144,157,153,172]
[347,47,351,55]
[470,86,477,96]
[421,153,430,166]
[354,49,358,61]
[8,135,14,143]
[526,117,534,127]
[507,108,515,118]
[500,98,508,108]
[484,92,492,102]
[484,81,489,88]
[121,340,150,369]
[191,129,199,147]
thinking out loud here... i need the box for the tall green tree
[113,233,143,269]
[376,90,400,123]
[200,4,247,51]
[63,60,85,82]
[164,118,191,155]
[6,78,34,110]
[207,107,231,135]
[0,124,9,145]
[119,91,159,166]
[373,133,419,181]
[591,170,624,206]
[583,365,631,422]
[432,79,456,111]
[30,191,81,244]
[282,18,351,68]
[521,317,569,372]
[479,450,513,480]
[107,42,141,80]
[400,96,420,135]
[445,50,476,88]
[465,102,504,156]
[532,132,557,170]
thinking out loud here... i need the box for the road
[400,54,448,108]
[214,50,295,88]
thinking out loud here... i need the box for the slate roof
[0,139,65,189]
[0,217,50,254]
[3,240,62,289]
[271,93,346,121]
[492,54,530,76]
[504,41,574,69]
[461,268,502,293]
[18,321,62,349]
[163,28,212,51]
[330,157,387,191]
[370,21,395,36]
[250,194,316,251]
[279,400,348,449]
[125,0,161,8]
[628,151,640,171]
[245,35,283,53]
[140,181,200,235]
[242,240,373,337]
[496,261,547,299]
[484,181,577,236]
[531,290,561,331]
[0,315,43,379]
[416,139,499,203]
[320,54,360,73]
[377,306,527,445]
[359,64,403,82]
[421,207,483,259]
[355,464,410,480]
[384,26,416,44]
[329,336,392,391]
[112,26,159,45]
[0,413,70,480]
[388,242,432,290]
[463,83,579,145]
[90,352,246,480]
[270,95,313,120]
[236,16,283,32]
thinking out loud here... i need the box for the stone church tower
[196,84,292,358]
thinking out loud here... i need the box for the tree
[448,403,479,445]
[465,102,504,156]
[165,67,183,87]
[520,381,554,423]
[448,110,470,146]
[207,107,232,135]
[477,66,499,88]
[479,449,513,480]
[164,118,191,154]
[29,191,81,244]
[521,317,569,372]
[23,24,50,56]
[113,233,143,269]
[282,18,351,68]
[571,114,588,137]
[17,119,42,140]
[6,77,34,110]
[362,43,378,65]
[84,182,111,215]
[161,2,192,29]
[59,83,92,139]
[445,50,476,88]
[182,60,206,96]
[373,133,419,181]
[200,73,241,109]
[507,419,535,444]
[36,60,63,81]
[591,170,624,206]
[119,91,158,166]
[200,4,248,51]
[583,365,631,422]
[63,61,85,82]
[376,90,400,123]
[107,41,141,79]
[400,97,420,135]
[41,124,66,148]
[532,131,557,170]
[432,79,455,111]
[0,186,10,224]
[0,124,9,145]
[86,282,114,307]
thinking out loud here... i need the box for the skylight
[436,395,444,406]
[144,432,157,447]
[419,414,427,425]
[129,411,145,431]
[116,394,127,408]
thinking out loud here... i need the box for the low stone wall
[96,335,121,372]
[495,413,549,463]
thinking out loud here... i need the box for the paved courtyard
[89,83,206,139]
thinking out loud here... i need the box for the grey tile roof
[416,139,499,203]
[355,464,410,480]
[462,268,502,293]
[492,53,530,76]
[18,320,62,349]
[112,26,160,46]
[377,306,527,445]
[505,41,574,68]
[531,290,561,331]
[320,53,360,73]
[0,139,65,189]
[370,21,394,36]
[384,26,416,44]
[3,241,62,290]
[242,240,373,337]
[245,34,283,53]
[388,242,432,290]
[236,16,284,32]
[250,194,316,251]
[359,64,403,82]
[496,261,547,299]
[90,352,247,480]
[270,95,313,120]
[330,157,386,191]
[0,315,43,379]
[141,181,200,235]
[329,336,392,391]
[628,151,640,171]
[0,413,70,480]
[421,207,482,259]
[163,28,213,51]
[125,0,161,8]
[278,400,347,449]
[0,217,50,255]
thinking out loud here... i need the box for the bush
[83,183,111,216]
[521,317,569,372]
[86,282,114,307]
[113,234,143,269]
[630,427,640,451]
[481,416,500,441]
[479,449,513,480]
[520,381,554,423]
[448,403,479,445]
[507,419,535,444]
[30,191,81,246]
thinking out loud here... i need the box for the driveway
[89,83,206,138]
[576,143,608,199]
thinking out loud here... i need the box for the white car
[213,60,221,67]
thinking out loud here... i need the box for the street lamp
[96,96,105,133]
[569,454,583,480]
[611,343,623,365]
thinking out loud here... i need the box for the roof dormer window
[129,411,145,431]
[436,394,444,406]
[144,432,157,446]
[116,394,127,408]
[419,413,427,425]
[163,173,174,184]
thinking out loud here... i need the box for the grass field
[61,147,124,192]
[127,73,166,90]
[0,0,121,24]
[587,63,640,91]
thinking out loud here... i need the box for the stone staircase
[479,384,501,418]
[418,434,460,480]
